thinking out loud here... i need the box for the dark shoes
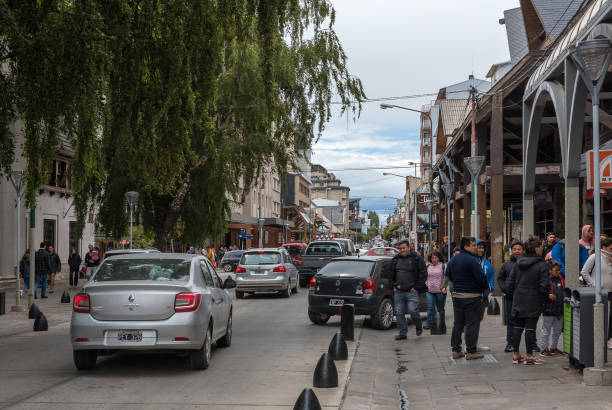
[504,344,513,353]
[395,334,407,340]
[41,295,48,299]
[416,326,423,336]
[423,324,431,330]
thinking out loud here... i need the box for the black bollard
[328,332,348,360]
[28,303,40,319]
[340,304,354,341]
[488,297,500,315]
[293,387,322,410]
[33,312,48,331]
[313,352,338,388]
[61,290,71,304]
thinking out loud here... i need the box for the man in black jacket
[34,242,51,299]
[445,237,490,360]
[388,240,427,340]
[47,244,61,293]
[497,240,524,352]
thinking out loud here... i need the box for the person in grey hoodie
[581,236,612,349]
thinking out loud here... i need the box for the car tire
[308,310,330,325]
[235,290,244,299]
[282,282,291,298]
[371,298,394,330]
[73,349,97,370]
[223,264,233,272]
[292,275,299,293]
[217,312,232,348]
[190,326,212,370]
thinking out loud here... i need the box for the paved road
[0,283,358,409]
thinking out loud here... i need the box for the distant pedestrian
[542,233,557,257]
[424,251,446,330]
[19,249,30,296]
[540,260,564,357]
[187,246,195,254]
[445,237,489,360]
[550,237,589,278]
[84,244,100,279]
[442,236,456,262]
[497,240,524,353]
[580,225,594,253]
[68,247,82,288]
[507,237,549,365]
[34,242,51,299]
[47,244,61,293]
[387,239,427,340]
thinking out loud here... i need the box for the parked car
[70,253,236,370]
[333,238,356,255]
[299,241,347,287]
[308,256,427,329]
[282,243,307,267]
[220,250,245,272]
[234,248,299,298]
[365,247,399,257]
[102,248,160,261]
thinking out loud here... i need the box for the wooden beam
[485,164,560,176]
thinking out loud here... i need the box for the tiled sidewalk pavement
[342,298,612,410]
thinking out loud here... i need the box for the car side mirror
[223,277,237,289]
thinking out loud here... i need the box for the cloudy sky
[312,0,520,222]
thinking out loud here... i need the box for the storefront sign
[587,149,612,189]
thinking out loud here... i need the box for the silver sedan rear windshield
[241,252,280,265]
[94,259,191,282]
[318,260,375,278]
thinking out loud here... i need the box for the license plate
[117,330,143,342]
[329,299,344,306]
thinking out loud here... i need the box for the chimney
[468,74,474,80]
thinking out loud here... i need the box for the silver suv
[234,248,299,298]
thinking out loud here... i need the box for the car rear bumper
[235,277,289,292]
[70,311,207,350]
[308,294,378,316]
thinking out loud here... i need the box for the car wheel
[73,349,97,370]
[190,326,212,370]
[371,298,394,330]
[308,310,330,325]
[235,290,244,299]
[217,312,232,348]
[282,282,291,298]
[223,264,233,272]
[292,275,299,293]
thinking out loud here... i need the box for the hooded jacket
[444,249,489,295]
[579,225,594,250]
[388,251,427,293]
[497,255,518,298]
[507,256,550,319]
[476,239,495,292]
[550,240,589,277]
[543,275,564,317]
[581,249,612,292]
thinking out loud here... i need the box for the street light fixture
[570,38,612,371]
[125,191,139,250]
[441,183,454,263]
[464,156,486,237]
[9,170,25,311]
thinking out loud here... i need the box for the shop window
[48,159,71,189]
[44,219,56,248]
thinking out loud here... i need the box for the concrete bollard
[28,303,40,319]
[340,304,354,341]
[293,387,322,410]
[313,352,338,388]
[33,312,48,331]
[328,332,348,360]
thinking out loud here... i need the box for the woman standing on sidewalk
[424,251,446,330]
[507,237,550,365]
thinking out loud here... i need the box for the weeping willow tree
[0,0,365,249]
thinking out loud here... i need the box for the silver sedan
[234,248,299,298]
[70,253,235,370]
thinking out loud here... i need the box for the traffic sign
[238,234,254,239]
[239,228,246,234]
[587,149,612,189]
[410,231,416,239]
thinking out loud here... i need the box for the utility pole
[28,200,37,307]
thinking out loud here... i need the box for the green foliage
[367,211,380,228]
[0,0,365,248]
[382,222,402,242]
[367,225,378,238]
[130,225,155,249]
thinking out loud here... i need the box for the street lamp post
[442,183,454,262]
[9,171,25,311]
[570,38,612,372]
[125,191,139,250]
[464,156,485,238]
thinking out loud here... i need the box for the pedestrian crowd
[389,223,612,365]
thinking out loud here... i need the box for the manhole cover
[449,353,498,365]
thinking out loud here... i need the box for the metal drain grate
[449,353,498,365]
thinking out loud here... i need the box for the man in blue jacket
[476,239,495,295]
[445,237,490,360]
[550,240,589,277]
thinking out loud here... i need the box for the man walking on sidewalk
[445,237,490,360]
[388,239,427,340]
[34,242,51,299]
[47,244,61,293]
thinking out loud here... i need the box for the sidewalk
[342,298,612,410]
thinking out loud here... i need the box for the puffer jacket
[543,275,564,317]
[497,256,518,299]
[581,249,612,292]
[507,256,550,319]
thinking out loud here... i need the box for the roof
[103,253,197,260]
[504,7,529,65]
[533,0,584,39]
[444,78,491,99]
[440,99,471,137]
[313,198,340,207]
[330,256,387,262]
[486,61,512,78]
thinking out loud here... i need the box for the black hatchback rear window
[317,260,374,278]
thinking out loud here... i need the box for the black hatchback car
[308,256,396,330]
[220,250,245,272]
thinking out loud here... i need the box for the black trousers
[69,267,79,287]
[512,316,539,355]
[451,296,482,354]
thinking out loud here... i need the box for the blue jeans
[426,292,446,326]
[35,273,48,297]
[394,290,422,336]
